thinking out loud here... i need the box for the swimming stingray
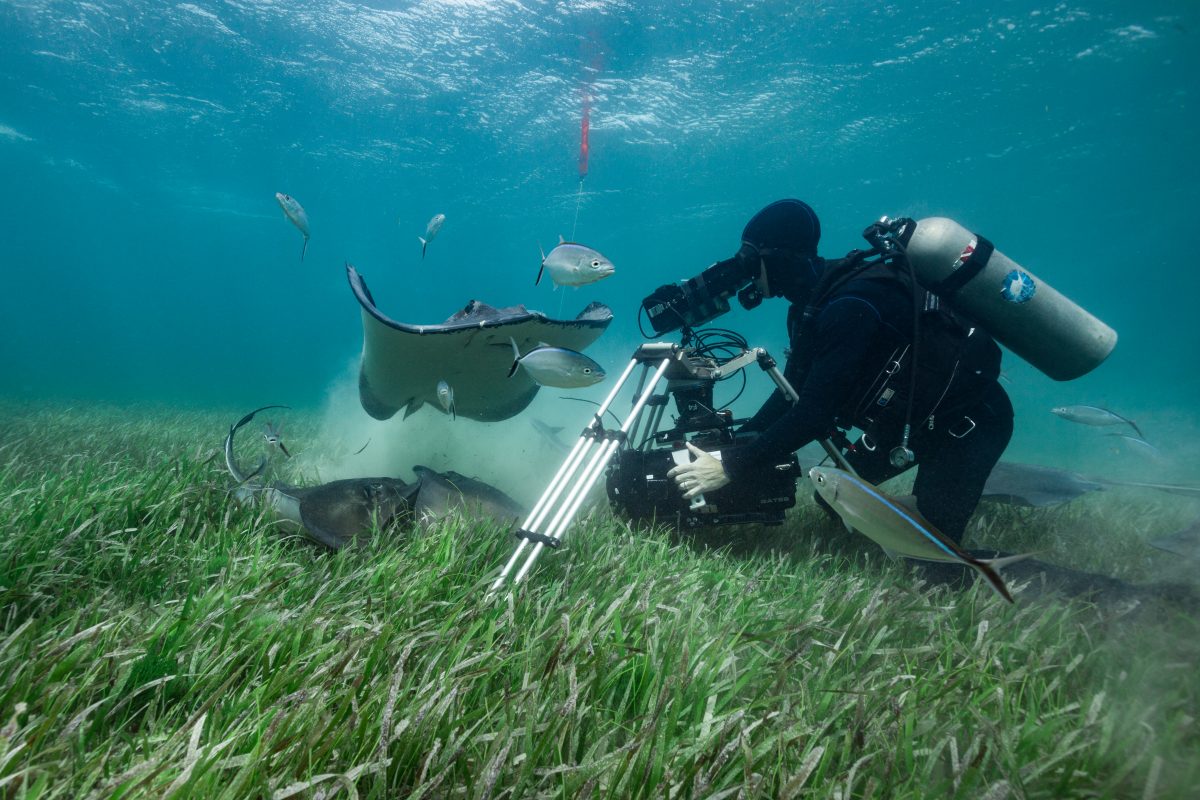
[348,263,612,422]
[225,407,524,549]
[981,462,1200,508]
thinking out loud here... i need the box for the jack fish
[1051,405,1143,438]
[436,379,455,420]
[262,420,291,458]
[508,337,605,388]
[275,192,310,261]
[537,238,615,287]
[809,466,1031,602]
[419,213,445,259]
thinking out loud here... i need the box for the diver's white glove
[668,442,732,500]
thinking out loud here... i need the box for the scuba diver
[668,198,1014,549]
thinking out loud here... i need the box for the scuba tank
[874,216,1116,381]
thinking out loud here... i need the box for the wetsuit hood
[741,199,823,303]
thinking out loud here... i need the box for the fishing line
[570,178,584,241]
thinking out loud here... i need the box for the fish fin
[301,237,308,262]
[508,337,521,378]
[450,402,456,421]
[402,399,424,420]
[419,236,427,259]
[881,546,902,561]
[559,234,565,244]
[549,425,564,434]
[280,442,291,459]
[894,494,920,513]
[1127,419,1144,438]
[968,559,1015,603]
[536,261,544,286]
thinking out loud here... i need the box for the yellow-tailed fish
[809,465,1031,602]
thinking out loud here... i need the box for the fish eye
[591,259,601,267]
[583,368,592,374]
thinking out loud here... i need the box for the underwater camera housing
[640,245,764,335]
[603,340,799,529]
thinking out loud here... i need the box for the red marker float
[578,91,590,180]
[571,88,591,239]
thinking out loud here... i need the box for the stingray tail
[507,337,521,378]
[301,237,308,262]
[419,236,427,259]
[225,404,290,484]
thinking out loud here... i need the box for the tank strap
[928,235,995,298]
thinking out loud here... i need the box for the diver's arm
[737,386,792,435]
[721,298,883,480]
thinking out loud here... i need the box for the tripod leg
[489,356,654,597]
[506,357,673,590]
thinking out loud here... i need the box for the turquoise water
[2,0,1198,478]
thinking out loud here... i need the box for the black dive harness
[793,217,995,468]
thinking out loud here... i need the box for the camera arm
[715,348,858,476]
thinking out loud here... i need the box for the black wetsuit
[721,258,1014,544]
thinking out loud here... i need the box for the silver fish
[1051,405,1142,438]
[419,213,445,259]
[507,337,605,388]
[537,238,615,287]
[436,379,456,420]
[262,420,291,458]
[1105,432,1162,460]
[809,466,1032,602]
[275,192,310,261]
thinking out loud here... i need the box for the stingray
[915,549,1197,611]
[980,462,1107,508]
[411,465,525,527]
[225,406,418,548]
[1149,519,1200,561]
[348,263,613,422]
[225,407,525,549]
[982,461,1200,508]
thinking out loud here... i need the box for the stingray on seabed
[224,406,524,549]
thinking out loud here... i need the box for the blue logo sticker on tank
[1000,270,1036,304]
